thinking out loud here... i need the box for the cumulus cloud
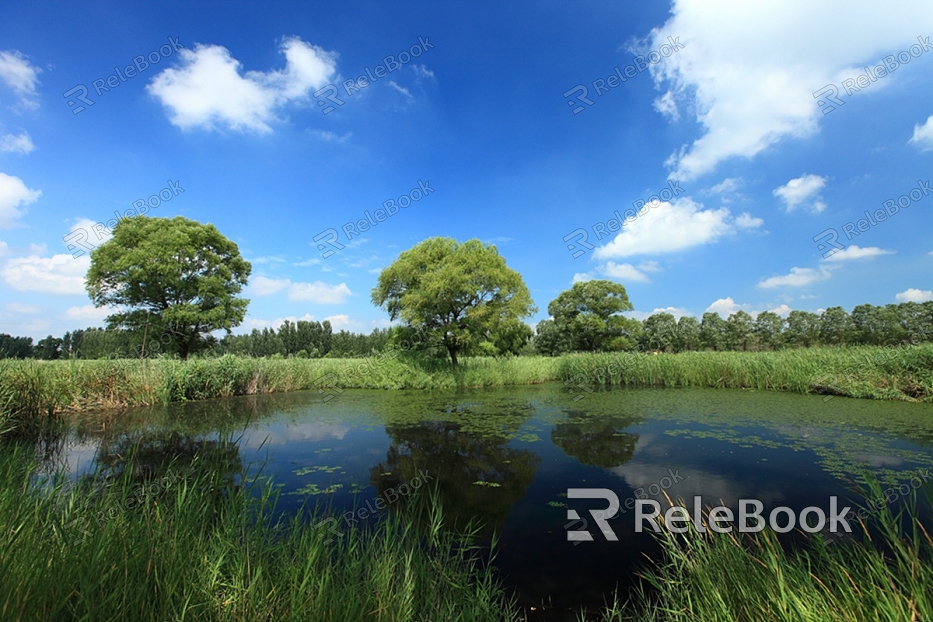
[0,132,34,154]
[767,304,793,317]
[735,212,764,228]
[593,198,742,259]
[895,288,933,303]
[0,253,88,294]
[599,261,652,283]
[288,281,352,303]
[250,275,291,295]
[323,313,350,327]
[0,50,41,106]
[823,245,895,261]
[773,174,827,213]
[250,275,351,303]
[757,266,830,288]
[0,172,41,228]
[148,37,337,132]
[705,297,748,317]
[647,0,933,180]
[909,115,933,150]
[708,178,742,195]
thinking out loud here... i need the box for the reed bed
[558,344,933,403]
[1,345,929,439]
[0,446,519,622]
[595,479,933,622]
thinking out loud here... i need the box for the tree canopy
[536,280,639,353]
[371,237,535,367]
[85,216,251,359]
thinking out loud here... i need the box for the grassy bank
[1,345,930,437]
[0,354,559,436]
[0,447,518,622]
[559,344,933,403]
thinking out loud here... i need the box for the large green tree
[754,311,785,350]
[371,237,535,367]
[545,280,639,352]
[641,312,678,352]
[86,216,251,359]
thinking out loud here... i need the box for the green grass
[594,479,933,622]
[559,344,933,403]
[0,445,519,622]
[1,344,930,439]
[5,445,933,622]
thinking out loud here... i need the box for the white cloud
[288,281,352,304]
[767,304,793,317]
[908,114,933,150]
[0,253,88,294]
[653,90,679,120]
[735,212,764,228]
[647,1,933,180]
[0,172,41,228]
[148,37,337,133]
[895,288,933,303]
[708,178,742,194]
[412,64,434,78]
[65,304,113,322]
[705,297,747,317]
[757,266,830,288]
[599,261,651,283]
[823,245,895,261]
[0,132,34,154]
[250,275,291,295]
[6,302,39,314]
[323,313,350,327]
[0,50,40,106]
[571,272,593,283]
[248,275,350,303]
[387,80,412,98]
[593,198,737,259]
[637,260,662,272]
[309,129,352,143]
[773,174,827,212]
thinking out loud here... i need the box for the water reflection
[551,412,641,468]
[372,420,541,534]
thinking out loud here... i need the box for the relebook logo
[564,488,853,542]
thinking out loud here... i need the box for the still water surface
[54,384,933,619]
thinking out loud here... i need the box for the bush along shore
[1,344,931,438]
[4,447,933,622]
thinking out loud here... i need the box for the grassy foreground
[1,344,931,436]
[0,446,518,622]
[597,481,933,622]
[3,447,933,621]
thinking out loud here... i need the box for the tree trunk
[447,345,459,368]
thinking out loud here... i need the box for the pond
[50,384,933,620]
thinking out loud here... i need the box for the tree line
[0,321,393,360]
[4,297,930,361]
[4,219,930,364]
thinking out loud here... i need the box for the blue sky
[1,0,931,340]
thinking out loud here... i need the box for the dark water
[51,385,933,620]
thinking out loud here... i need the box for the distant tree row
[534,282,933,355]
[0,320,395,360]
